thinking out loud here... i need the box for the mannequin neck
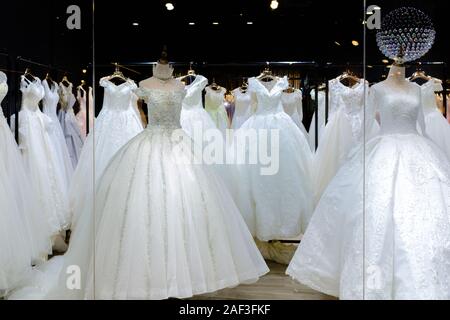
[387,64,406,80]
[153,63,173,81]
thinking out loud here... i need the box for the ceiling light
[352,40,359,46]
[132,22,139,26]
[334,41,341,46]
[212,22,219,25]
[247,21,253,25]
[382,59,389,64]
[165,2,174,11]
[189,22,195,25]
[82,69,87,74]
[270,1,279,10]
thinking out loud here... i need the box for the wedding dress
[417,79,450,160]
[308,89,326,149]
[14,76,70,236]
[312,79,379,204]
[281,89,310,145]
[42,79,73,187]
[0,75,51,296]
[179,75,217,141]
[58,83,83,168]
[75,86,94,139]
[205,86,229,135]
[231,76,314,241]
[69,78,144,228]
[9,77,268,300]
[231,88,253,129]
[287,70,450,300]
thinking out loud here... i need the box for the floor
[193,261,336,300]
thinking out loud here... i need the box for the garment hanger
[106,63,128,84]
[257,66,276,82]
[23,68,36,82]
[317,83,327,91]
[283,80,296,93]
[61,74,71,87]
[210,78,221,91]
[409,69,433,81]
[239,77,248,93]
[178,62,197,85]
[45,72,57,90]
[337,69,360,87]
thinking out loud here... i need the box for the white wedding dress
[9,77,268,300]
[14,76,71,235]
[417,79,450,160]
[69,78,144,228]
[205,86,229,135]
[308,89,327,149]
[231,88,253,129]
[179,75,217,140]
[42,79,73,187]
[281,89,310,146]
[287,77,450,300]
[0,75,51,296]
[313,79,378,204]
[231,76,314,241]
[58,83,84,168]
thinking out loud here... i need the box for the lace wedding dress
[287,74,450,300]
[230,76,314,241]
[9,77,268,300]
[281,89,310,145]
[0,75,51,296]
[231,88,253,129]
[42,80,73,186]
[69,78,144,229]
[58,83,84,168]
[205,86,229,135]
[417,79,450,160]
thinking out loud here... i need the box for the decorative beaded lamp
[376,7,435,64]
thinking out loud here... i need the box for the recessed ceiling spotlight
[82,69,87,74]
[189,22,195,25]
[382,59,389,64]
[247,21,253,25]
[212,22,219,25]
[270,0,279,10]
[165,2,174,11]
[352,40,359,46]
[132,22,139,26]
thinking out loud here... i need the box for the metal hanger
[257,64,276,82]
[106,63,128,83]
[178,62,197,84]
[337,69,360,87]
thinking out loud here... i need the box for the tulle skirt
[424,110,450,161]
[230,111,314,241]
[287,132,450,300]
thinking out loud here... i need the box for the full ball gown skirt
[8,82,268,300]
[231,77,314,241]
[69,78,143,228]
[287,80,450,300]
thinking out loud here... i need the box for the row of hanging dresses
[14,76,71,235]
[58,82,84,168]
[0,74,52,296]
[281,89,311,149]
[231,88,253,129]
[69,77,144,228]
[418,79,450,160]
[75,86,95,139]
[231,76,314,241]
[205,86,229,135]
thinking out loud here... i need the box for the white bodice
[248,76,288,115]
[370,81,423,135]
[281,89,303,118]
[417,79,443,114]
[233,88,252,116]
[205,86,226,111]
[42,79,60,116]
[58,83,76,111]
[181,75,208,110]
[136,84,186,129]
[0,80,7,118]
[21,76,45,112]
[100,78,137,112]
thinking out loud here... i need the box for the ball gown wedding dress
[42,79,73,187]
[231,88,253,130]
[416,79,450,160]
[231,76,314,241]
[69,78,144,228]
[287,73,450,300]
[0,75,51,296]
[9,77,268,300]
[58,82,84,168]
[281,89,310,145]
[205,86,229,135]
[15,76,70,235]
